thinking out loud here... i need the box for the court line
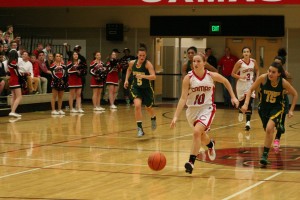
[0,161,70,180]
[168,119,259,140]
[222,172,282,200]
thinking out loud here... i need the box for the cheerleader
[106,51,121,109]
[67,51,85,113]
[90,51,106,111]
[50,53,68,115]
[7,50,22,117]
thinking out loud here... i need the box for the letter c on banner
[142,0,161,3]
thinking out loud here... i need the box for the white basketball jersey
[186,70,215,107]
[238,58,255,82]
[236,58,256,100]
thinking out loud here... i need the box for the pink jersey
[186,70,215,107]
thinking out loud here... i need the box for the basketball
[148,152,166,171]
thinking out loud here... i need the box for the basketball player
[182,46,217,79]
[273,48,292,152]
[170,53,239,174]
[231,47,259,130]
[241,62,297,165]
[124,43,157,137]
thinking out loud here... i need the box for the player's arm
[136,60,156,80]
[182,62,188,77]
[124,60,134,89]
[253,59,260,80]
[205,62,218,72]
[282,78,298,117]
[241,74,266,112]
[170,75,190,128]
[231,61,243,80]
[211,72,239,108]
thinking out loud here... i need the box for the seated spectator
[31,53,48,94]
[32,42,43,58]
[37,51,51,93]
[18,51,39,94]
[3,25,14,42]
[43,43,52,60]
[0,53,9,95]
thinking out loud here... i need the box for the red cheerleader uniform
[67,61,83,88]
[8,60,22,89]
[90,60,106,88]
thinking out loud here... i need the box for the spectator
[218,47,239,106]
[18,51,39,94]
[31,53,48,94]
[0,53,9,95]
[42,43,52,60]
[45,53,54,69]
[32,43,43,58]
[3,25,14,41]
[205,47,218,69]
[0,30,5,44]
[37,51,52,93]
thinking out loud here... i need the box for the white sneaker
[51,110,60,115]
[77,108,84,113]
[110,104,117,109]
[245,121,251,130]
[9,112,21,117]
[70,108,78,113]
[97,106,105,111]
[238,113,243,122]
[58,110,65,115]
[207,140,216,161]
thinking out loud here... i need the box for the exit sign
[209,22,222,35]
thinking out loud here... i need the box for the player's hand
[170,117,177,128]
[240,105,248,114]
[288,110,294,118]
[124,80,128,89]
[231,98,239,108]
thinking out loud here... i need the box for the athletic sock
[189,155,197,164]
[206,141,213,149]
[263,146,270,155]
[137,121,143,129]
[246,114,251,122]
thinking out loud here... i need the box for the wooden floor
[0,102,299,200]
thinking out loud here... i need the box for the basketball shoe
[260,152,269,165]
[245,121,251,131]
[238,113,243,122]
[207,140,216,161]
[151,117,157,131]
[273,139,280,153]
[137,127,145,137]
[184,162,194,174]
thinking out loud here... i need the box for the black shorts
[130,86,154,107]
[258,106,283,130]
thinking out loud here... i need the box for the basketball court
[0,103,299,199]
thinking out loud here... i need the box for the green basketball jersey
[132,60,151,88]
[258,76,284,109]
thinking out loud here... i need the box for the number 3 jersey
[236,58,256,101]
[186,70,216,129]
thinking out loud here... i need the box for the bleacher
[0,92,70,117]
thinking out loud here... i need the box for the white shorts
[236,80,255,101]
[186,104,216,131]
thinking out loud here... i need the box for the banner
[2,0,299,7]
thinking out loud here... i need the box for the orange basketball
[148,152,166,171]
